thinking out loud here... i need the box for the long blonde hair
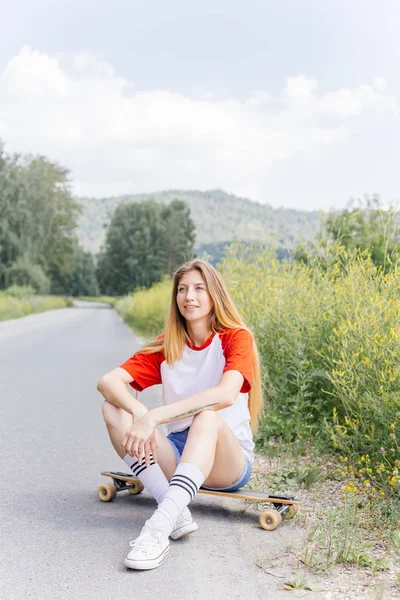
[139,259,263,432]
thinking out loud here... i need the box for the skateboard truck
[98,471,144,501]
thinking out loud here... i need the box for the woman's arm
[97,368,148,419]
[151,370,244,426]
[121,370,245,461]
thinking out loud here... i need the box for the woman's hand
[121,412,158,466]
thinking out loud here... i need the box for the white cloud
[317,79,398,118]
[0,47,398,206]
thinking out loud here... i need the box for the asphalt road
[0,302,301,600]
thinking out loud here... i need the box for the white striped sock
[123,453,169,504]
[144,462,205,536]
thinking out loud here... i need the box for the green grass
[0,286,71,321]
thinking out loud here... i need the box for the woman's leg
[141,411,246,537]
[181,410,246,488]
[102,400,177,480]
[123,411,247,570]
[103,400,198,548]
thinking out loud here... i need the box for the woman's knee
[102,400,118,425]
[102,400,132,427]
[191,410,221,431]
[102,400,148,428]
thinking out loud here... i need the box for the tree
[96,200,165,295]
[0,146,24,283]
[69,249,99,297]
[0,143,83,291]
[51,246,99,296]
[160,199,196,277]
[6,255,50,294]
[21,156,82,283]
[96,198,196,295]
[321,196,400,270]
[294,196,400,271]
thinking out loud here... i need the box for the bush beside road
[0,285,72,321]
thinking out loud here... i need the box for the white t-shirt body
[120,328,255,463]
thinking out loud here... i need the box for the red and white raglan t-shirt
[119,328,255,463]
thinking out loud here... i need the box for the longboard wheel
[98,483,117,502]
[128,481,145,495]
[285,504,298,519]
[259,509,282,531]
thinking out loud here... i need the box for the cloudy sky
[0,0,399,210]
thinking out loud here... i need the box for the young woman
[97,258,263,570]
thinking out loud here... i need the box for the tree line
[0,143,99,295]
[0,141,397,298]
[0,143,196,297]
[294,195,400,271]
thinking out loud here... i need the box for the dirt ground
[252,452,400,600]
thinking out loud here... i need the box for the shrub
[6,258,50,294]
[114,277,172,338]
[113,241,400,494]
[0,286,71,320]
[3,284,35,299]
[219,242,400,490]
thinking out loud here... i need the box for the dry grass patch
[251,450,400,599]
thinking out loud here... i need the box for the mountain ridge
[75,189,321,255]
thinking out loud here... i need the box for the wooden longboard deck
[101,471,140,483]
[101,471,300,504]
[199,488,299,504]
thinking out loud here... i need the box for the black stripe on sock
[131,453,155,469]
[169,481,195,500]
[171,474,198,497]
[130,459,155,476]
[170,478,197,500]
[135,464,149,477]
[131,452,155,469]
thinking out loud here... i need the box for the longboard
[98,471,301,531]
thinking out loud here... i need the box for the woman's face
[176,270,214,326]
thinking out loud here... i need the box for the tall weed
[0,286,71,321]
[115,277,172,337]
[116,242,400,493]
[219,242,400,488]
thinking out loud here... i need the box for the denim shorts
[167,427,253,492]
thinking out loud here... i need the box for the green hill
[75,189,320,255]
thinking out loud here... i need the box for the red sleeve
[221,329,253,393]
[119,351,164,392]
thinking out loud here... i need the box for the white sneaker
[124,527,170,570]
[170,508,198,541]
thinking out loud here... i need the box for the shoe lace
[129,529,165,551]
